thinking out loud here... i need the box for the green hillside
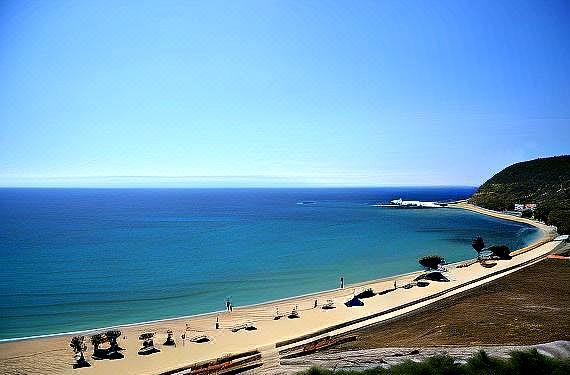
[469,155,570,234]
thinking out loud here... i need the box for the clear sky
[1,1,569,187]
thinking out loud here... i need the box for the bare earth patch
[338,259,570,349]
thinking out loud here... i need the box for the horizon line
[0,175,482,188]
[0,185,478,189]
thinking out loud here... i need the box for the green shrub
[390,355,462,375]
[464,350,509,375]
[521,209,533,219]
[297,349,570,375]
[508,349,557,375]
[547,209,570,235]
[534,202,553,223]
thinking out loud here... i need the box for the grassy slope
[469,155,570,233]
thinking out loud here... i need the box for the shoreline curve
[0,204,560,375]
[0,203,554,344]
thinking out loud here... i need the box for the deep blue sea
[0,187,541,340]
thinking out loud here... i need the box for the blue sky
[1,0,569,187]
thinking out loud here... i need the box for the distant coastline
[450,201,553,240]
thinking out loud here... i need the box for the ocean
[0,187,541,340]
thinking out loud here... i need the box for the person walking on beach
[394,280,397,290]
[314,299,318,308]
[215,315,219,330]
[226,300,231,311]
[340,277,344,289]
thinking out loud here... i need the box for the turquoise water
[0,188,541,340]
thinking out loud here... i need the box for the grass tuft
[297,349,570,375]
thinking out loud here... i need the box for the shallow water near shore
[0,187,541,340]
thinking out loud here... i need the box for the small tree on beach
[105,330,122,352]
[488,245,512,260]
[419,255,444,270]
[70,336,90,368]
[90,333,104,355]
[472,236,485,260]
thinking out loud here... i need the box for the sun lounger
[138,332,154,340]
[138,333,160,355]
[138,345,160,356]
[190,334,210,343]
[274,309,284,320]
[231,321,256,332]
[288,308,300,319]
[163,330,175,346]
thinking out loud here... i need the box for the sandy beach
[0,204,560,375]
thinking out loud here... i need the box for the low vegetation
[542,208,570,235]
[521,209,533,219]
[469,155,570,234]
[298,349,570,375]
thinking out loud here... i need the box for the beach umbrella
[344,296,364,307]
